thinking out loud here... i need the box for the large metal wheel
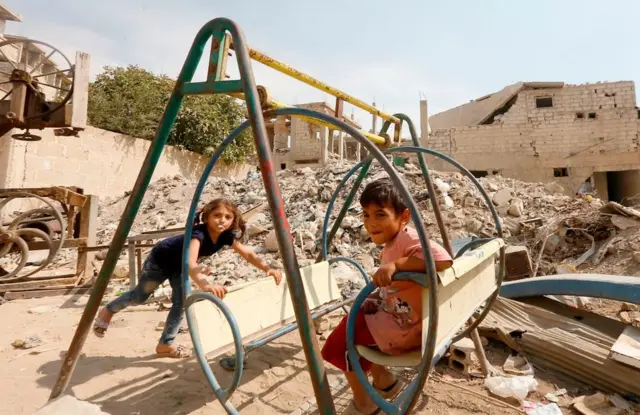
[0,38,74,121]
[0,192,66,281]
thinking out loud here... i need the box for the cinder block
[505,245,533,280]
[448,337,478,375]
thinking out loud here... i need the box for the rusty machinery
[0,37,95,299]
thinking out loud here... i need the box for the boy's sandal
[156,344,192,359]
[93,319,109,338]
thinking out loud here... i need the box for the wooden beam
[71,52,90,129]
[4,286,110,301]
[0,277,77,293]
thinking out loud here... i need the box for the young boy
[321,178,453,414]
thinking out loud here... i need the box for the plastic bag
[484,375,538,402]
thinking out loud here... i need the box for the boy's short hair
[359,178,407,214]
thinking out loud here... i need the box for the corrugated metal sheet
[480,297,640,398]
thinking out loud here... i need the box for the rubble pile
[86,154,640,306]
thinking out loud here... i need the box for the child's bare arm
[188,239,227,298]
[232,240,282,284]
[372,256,452,287]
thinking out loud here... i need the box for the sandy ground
[0,293,583,415]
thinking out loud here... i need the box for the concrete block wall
[0,126,252,198]
[427,81,640,194]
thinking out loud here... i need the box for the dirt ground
[0,293,585,415]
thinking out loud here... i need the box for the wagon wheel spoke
[0,46,17,70]
[0,87,14,102]
[29,48,56,75]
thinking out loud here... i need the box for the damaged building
[268,101,365,170]
[425,81,640,205]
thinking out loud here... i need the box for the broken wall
[273,103,329,170]
[0,126,252,198]
[427,81,640,195]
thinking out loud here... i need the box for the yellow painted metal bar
[228,92,387,145]
[231,44,400,125]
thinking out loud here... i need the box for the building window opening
[576,112,584,119]
[535,97,553,108]
[280,163,287,170]
[553,168,569,177]
[470,170,488,178]
[588,112,597,119]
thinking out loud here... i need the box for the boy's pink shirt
[364,227,452,355]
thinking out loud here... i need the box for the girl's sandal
[93,319,109,338]
[156,344,192,359]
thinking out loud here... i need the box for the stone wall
[0,126,253,198]
[426,81,640,195]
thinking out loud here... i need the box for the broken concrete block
[464,196,477,208]
[543,182,565,195]
[544,234,562,254]
[492,188,513,206]
[34,395,110,415]
[505,245,533,280]
[508,198,524,217]
[264,230,279,252]
[633,252,640,264]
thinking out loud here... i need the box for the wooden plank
[71,51,90,129]
[0,277,77,293]
[76,195,98,279]
[191,261,340,356]
[26,238,86,251]
[4,286,109,301]
[610,326,640,370]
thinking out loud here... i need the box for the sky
[6,0,640,134]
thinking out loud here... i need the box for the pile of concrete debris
[88,154,640,310]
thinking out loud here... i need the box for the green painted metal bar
[316,160,371,262]
[181,80,244,95]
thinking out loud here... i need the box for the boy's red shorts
[321,310,378,372]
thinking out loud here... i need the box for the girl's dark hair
[359,178,407,214]
[193,198,246,239]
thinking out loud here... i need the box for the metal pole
[227,91,387,145]
[230,44,400,124]
[231,25,336,415]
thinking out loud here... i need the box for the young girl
[93,198,282,359]
[321,179,453,414]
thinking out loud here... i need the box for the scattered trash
[522,401,562,415]
[11,335,44,350]
[544,388,567,403]
[503,354,535,376]
[484,375,538,402]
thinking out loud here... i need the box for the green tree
[87,65,254,163]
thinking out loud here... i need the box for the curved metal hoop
[0,192,66,281]
[181,107,439,414]
[184,292,244,413]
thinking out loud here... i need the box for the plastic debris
[503,354,535,376]
[484,375,538,402]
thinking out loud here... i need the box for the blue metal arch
[181,107,441,414]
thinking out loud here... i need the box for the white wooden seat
[356,238,504,367]
[190,261,342,358]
